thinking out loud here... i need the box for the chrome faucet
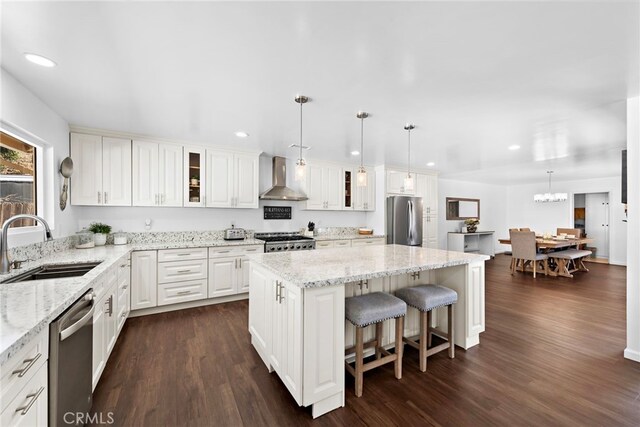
[0,214,53,274]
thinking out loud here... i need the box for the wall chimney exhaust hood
[259,156,308,201]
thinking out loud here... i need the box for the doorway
[574,192,610,263]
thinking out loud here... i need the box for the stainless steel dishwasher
[49,289,94,427]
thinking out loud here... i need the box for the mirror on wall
[446,197,480,220]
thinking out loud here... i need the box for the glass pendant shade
[533,171,566,203]
[404,174,414,192]
[295,158,306,182]
[356,166,367,187]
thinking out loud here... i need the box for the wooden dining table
[498,237,595,277]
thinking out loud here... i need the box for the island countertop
[248,244,489,288]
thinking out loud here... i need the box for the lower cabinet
[1,362,48,427]
[92,267,118,391]
[158,279,208,306]
[208,256,237,298]
[316,237,385,249]
[131,250,158,310]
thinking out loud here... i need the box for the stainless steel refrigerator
[386,196,423,246]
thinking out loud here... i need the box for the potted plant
[464,218,479,233]
[88,222,112,246]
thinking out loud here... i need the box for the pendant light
[533,171,567,202]
[356,111,369,187]
[294,95,309,181]
[404,123,415,192]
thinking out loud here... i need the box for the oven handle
[60,303,94,341]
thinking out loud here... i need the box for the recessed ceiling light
[426,162,435,167]
[508,145,521,151]
[234,131,249,138]
[351,150,360,156]
[24,53,56,67]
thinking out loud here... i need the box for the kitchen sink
[1,262,101,284]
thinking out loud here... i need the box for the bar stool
[345,292,407,397]
[395,285,457,372]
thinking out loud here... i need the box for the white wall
[506,176,627,266]
[438,179,509,252]
[74,155,370,233]
[1,68,75,244]
[625,96,639,362]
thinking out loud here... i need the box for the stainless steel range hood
[259,156,308,201]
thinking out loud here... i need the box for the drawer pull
[246,249,257,252]
[177,253,190,256]
[12,353,42,378]
[216,250,230,253]
[121,285,129,290]
[15,386,44,415]
[177,290,192,295]
[176,269,191,273]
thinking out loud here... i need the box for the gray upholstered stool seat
[345,292,407,327]
[395,284,457,312]
[344,291,406,397]
[395,284,457,372]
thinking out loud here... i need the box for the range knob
[277,247,282,251]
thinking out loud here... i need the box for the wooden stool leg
[355,326,364,397]
[533,260,537,278]
[375,322,383,359]
[419,311,427,372]
[427,310,433,348]
[448,304,455,359]
[395,316,404,379]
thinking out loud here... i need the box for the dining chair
[510,230,549,278]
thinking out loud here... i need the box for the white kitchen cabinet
[350,237,386,247]
[303,163,343,210]
[248,265,273,365]
[184,146,206,207]
[354,167,376,211]
[92,267,119,391]
[343,169,354,210]
[131,251,158,311]
[208,256,237,298]
[92,281,106,390]
[1,361,48,427]
[157,258,207,284]
[71,133,131,206]
[386,169,415,195]
[104,282,118,356]
[424,215,439,249]
[158,279,207,306]
[116,258,130,334]
[206,150,259,208]
[416,173,438,216]
[270,279,303,404]
[132,140,183,206]
[315,240,352,250]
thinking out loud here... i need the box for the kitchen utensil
[59,157,74,210]
[224,226,246,241]
[358,228,374,235]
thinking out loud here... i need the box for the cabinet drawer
[351,238,386,247]
[158,259,207,284]
[315,241,335,249]
[117,288,129,331]
[1,361,47,427]
[0,330,48,414]
[209,245,263,258]
[333,240,351,248]
[158,247,207,263]
[158,279,207,306]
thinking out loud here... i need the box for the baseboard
[624,348,640,362]
[129,293,249,317]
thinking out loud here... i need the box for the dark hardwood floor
[90,254,640,426]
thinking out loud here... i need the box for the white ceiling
[1,1,638,185]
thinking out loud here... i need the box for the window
[0,131,37,228]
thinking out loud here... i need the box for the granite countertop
[248,244,489,288]
[0,238,264,366]
[314,234,385,241]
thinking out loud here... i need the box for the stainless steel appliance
[259,156,308,201]
[255,232,316,252]
[224,226,246,241]
[49,290,94,427]
[386,196,423,246]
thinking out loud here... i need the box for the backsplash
[315,227,366,237]
[9,235,78,263]
[114,230,255,244]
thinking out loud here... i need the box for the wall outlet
[145,218,152,231]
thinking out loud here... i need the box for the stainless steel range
[255,232,316,252]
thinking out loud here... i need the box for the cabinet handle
[162,194,165,204]
[107,295,114,316]
[177,253,190,256]
[177,290,192,295]
[239,259,243,268]
[177,269,191,273]
[98,191,101,204]
[155,194,158,205]
[14,386,45,416]
[217,250,230,254]
[105,192,108,204]
[275,281,281,301]
[12,353,42,378]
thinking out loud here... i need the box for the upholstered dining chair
[510,230,549,278]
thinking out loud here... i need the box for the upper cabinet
[71,133,132,206]
[386,170,415,195]
[206,150,259,209]
[415,173,438,216]
[354,167,376,211]
[184,146,205,207]
[132,140,182,207]
[303,163,343,210]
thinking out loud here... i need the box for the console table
[448,231,495,257]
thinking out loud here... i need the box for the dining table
[498,236,595,277]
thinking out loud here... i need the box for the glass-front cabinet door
[343,169,353,210]
[184,146,205,207]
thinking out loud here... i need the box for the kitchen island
[247,244,489,418]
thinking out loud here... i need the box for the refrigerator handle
[408,200,414,243]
